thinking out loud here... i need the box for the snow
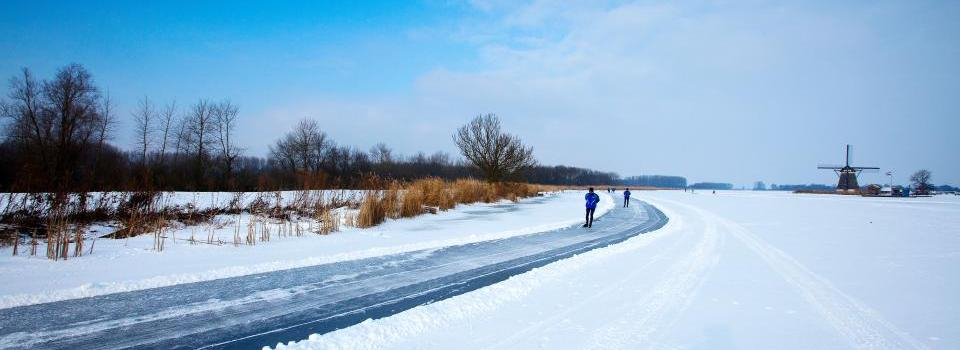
[0,190,366,213]
[0,191,614,309]
[272,191,960,350]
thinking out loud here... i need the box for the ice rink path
[0,200,667,349]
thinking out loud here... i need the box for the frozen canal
[0,200,666,349]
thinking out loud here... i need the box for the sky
[1,0,958,187]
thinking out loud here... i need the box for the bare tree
[186,99,214,189]
[910,169,932,194]
[95,92,116,158]
[5,68,49,184]
[172,113,189,164]
[269,118,331,174]
[0,99,7,126]
[156,101,177,168]
[370,142,393,164]
[91,91,117,188]
[428,151,450,165]
[5,64,105,192]
[213,100,243,186]
[43,64,103,186]
[453,114,536,182]
[132,96,154,168]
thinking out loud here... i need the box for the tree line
[621,175,687,188]
[0,64,620,193]
[689,182,734,190]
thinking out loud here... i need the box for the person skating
[623,188,631,207]
[583,187,600,228]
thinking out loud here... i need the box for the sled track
[656,197,928,350]
[723,219,928,350]
[584,202,724,350]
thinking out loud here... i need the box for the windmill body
[818,145,879,193]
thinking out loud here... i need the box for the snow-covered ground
[0,191,614,309]
[275,191,960,350]
[0,190,365,213]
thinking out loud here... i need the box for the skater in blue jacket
[583,187,600,228]
[623,188,631,207]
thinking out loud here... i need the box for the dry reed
[357,178,545,228]
[357,191,387,228]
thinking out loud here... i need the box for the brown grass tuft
[357,191,387,228]
[382,181,402,219]
[400,186,425,218]
[451,179,496,204]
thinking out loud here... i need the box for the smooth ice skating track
[0,201,667,349]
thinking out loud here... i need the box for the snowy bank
[0,191,612,309]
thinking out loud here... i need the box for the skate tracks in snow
[562,197,928,350]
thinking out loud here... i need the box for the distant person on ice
[583,187,600,228]
[623,188,631,207]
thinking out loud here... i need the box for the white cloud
[251,0,960,185]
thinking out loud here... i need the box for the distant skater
[623,188,631,207]
[583,187,600,228]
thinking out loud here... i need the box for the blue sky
[2,0,958,186]
[1,1,477,101]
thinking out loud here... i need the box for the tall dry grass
[382,181,402,219]
[357,190,387,228]
[357,178,547,227]
[451,179,497,204]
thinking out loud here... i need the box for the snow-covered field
[275,191,960,350]
[2,189,957,349]
[0,191,614,309]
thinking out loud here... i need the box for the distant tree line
[0,64,625,192]
[621,175,687,188]
[690,182,733,190]
[934,185,959,192]
[769,184,835,191]
[523,165,619,186]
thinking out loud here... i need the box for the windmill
[818,144,879,192]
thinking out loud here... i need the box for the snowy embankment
[0,191,614,309]
[275,191,959,350]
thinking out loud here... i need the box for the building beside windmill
[818,145,879,193]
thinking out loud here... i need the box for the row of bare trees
[0,64,250,192]
[130,97,242,189]
[2,64,617,193]
[1,64,112,194]
[266,119,483,188]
